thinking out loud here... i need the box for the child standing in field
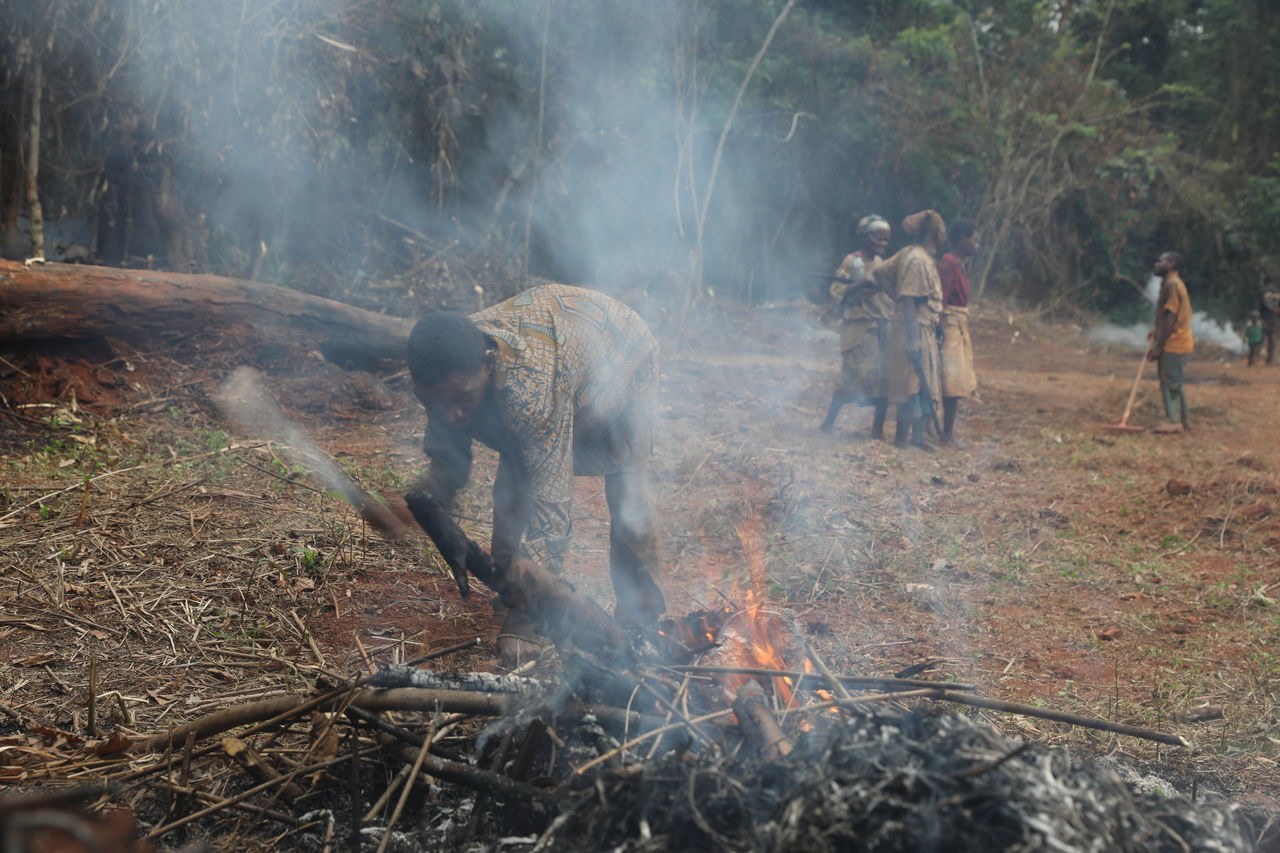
[1245,311,1264,366]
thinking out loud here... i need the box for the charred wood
[370,665,546,695]
[375,734,560,813]
[731,680,791,760]
[221,736,304,803]
[662,665,979,694]
[144,743,386,841]
[403,491,632,666]
[343,705,466,764]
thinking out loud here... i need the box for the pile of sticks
[0,640,1192,836]
[1,609,1197,852]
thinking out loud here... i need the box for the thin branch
[692,0,799,290]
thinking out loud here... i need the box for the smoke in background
[1088,276,1245,355]
[4,0,846,303]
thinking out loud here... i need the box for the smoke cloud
[8,0,849,305]
[1088,276,1245,355]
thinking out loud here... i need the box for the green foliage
[1241,157,1280,263]
[1,0,1277,314]
[892,25,957,71]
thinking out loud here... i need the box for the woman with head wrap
[873,210,946,450]
[820,213,894,438]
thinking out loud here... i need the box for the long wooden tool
[1101,347,1151,432]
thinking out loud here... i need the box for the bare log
[127,689,509,754]
[128,692,313,754]
[732,680,791,760]
[126,687,670,755]
[0,260,413,366]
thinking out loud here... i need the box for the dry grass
[0,298,1277,846]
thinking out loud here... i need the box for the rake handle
[1118,347,1152,426]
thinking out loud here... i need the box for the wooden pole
[25,61,43,262]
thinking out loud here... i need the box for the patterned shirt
[422,284,658,569]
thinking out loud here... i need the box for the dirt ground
[2,296,1279,837]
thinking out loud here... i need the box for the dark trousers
[1248,342,1262,366]
[1158,352,1188,426]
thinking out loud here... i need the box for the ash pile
[533,702,1250,853]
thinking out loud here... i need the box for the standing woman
[938,220,980,443]
[875,210,946,450]
[820,214,894,438]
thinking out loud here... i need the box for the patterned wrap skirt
[939,306,978,398]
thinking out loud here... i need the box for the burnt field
[1,295,1278,851]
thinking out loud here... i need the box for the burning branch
[732,680,791,759]
[403,491,634,666]
[661,665,979,694]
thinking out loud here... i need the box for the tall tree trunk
[0,128,21,259]
[521,0,552,278]
[25,61,44,261]
[692,0,798,295]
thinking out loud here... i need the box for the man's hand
[1147,347,1161,362]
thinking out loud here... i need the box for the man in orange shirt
[1148,251,1194,434]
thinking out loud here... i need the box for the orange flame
[728,516,798,707]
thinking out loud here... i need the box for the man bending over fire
[405,284,666,665]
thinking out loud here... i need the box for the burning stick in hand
[212,367,416,541]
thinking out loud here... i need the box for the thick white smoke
[1088,275,1244,355]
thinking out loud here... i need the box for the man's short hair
[1161,251,1184,269]
[407,311,490,387]
[949,219,977,242]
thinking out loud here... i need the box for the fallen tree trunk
[0,260,413,366]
